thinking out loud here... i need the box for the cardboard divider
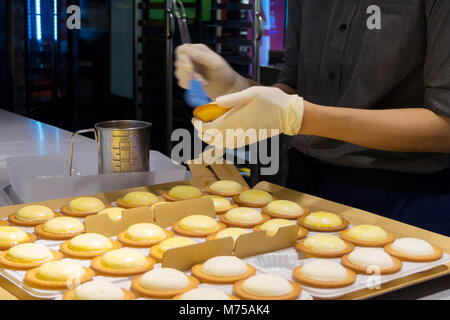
[162,237,234,271]
[85,207,155,237]
[153,197,216,228]
[209,163,249,188]
[234,225,300,258]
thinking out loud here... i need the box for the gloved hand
[192,87,304,149]
[175,44,250,100]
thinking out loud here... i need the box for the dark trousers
[286,148,450,236]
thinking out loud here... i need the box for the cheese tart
[8,205,59,226]
[61,197,109,217]
[298,211,349,232]
[232,189,274,208]
[118,223,174,247]
[97,207,124,221]
[132,267,199,299]
[0,243,62,270]
[262,200,309,220]
[201,195,238,214]
[233,274,301,300]
[172,215,226,237]
[0,226,36,250]
[191,256,256,284]
[162,185,204,201]
[219,207,270,228]
[173,287,238,300]
[205,180,244,197]
[60,233,121,259]
[341,248,402,275]
[384,238,443,262]
[91,248,155,276]
[35,217,85,240]
[25,259,95,290]
[116,191,163,209]
[340,224,395,247]
[63,280,135,300]
[149,237,197,262]
[205,227,252,245]
[293,259,356,288]
[254,219,308,239]
[295,234,354,258]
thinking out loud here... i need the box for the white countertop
[0,109,96,204]
[0,108,448,300]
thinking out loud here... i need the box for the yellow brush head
[193,103,230,122]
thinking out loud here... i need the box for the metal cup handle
[69,129,98,176]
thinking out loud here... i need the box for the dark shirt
[278,0,450,174]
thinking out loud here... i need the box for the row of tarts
[0,180,444,300]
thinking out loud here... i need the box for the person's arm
[247,78,298,95]
[300,102,450,153]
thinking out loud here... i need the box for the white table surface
[0,108,448,300]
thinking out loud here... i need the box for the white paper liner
[245,247,450,299]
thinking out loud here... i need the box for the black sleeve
[276,0,302,91]
[424,0,450,117]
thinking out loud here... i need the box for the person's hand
[192,87,304,149]
[175,44,250,100]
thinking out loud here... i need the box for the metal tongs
[173,0,191,44]
[172,0,211,107]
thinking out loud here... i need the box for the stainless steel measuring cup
[69,120,152,175]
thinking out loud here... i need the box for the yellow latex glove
[192,87,304,149]
[175,44,250,100]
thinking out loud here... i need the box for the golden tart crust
[0,233,37,251]
[253,224,309,240]
[233,279,301,300]
[8,211,61,227]
[214,203,239,215]
[161,191,206,202]
[90,255,155,277]
[172,221,226,238]
[117,229,174,248]
[0,220,9,226]
[191,263,256,284]
[341,253,402,275]
[295,238,354,258]
[116,196,165,209]
[131,275,199,299]
[340,229,395,247]
[297,215,349,232]
[231,195,277,208]
[59,240,122,259]
[262,204,310,220]
[219,213,271,228]
[60,203,111,218]
[63,288,135,300]
[384,243,443,262]
[25,267,95,290]
[204,185,246,197]
[34,223,85,240]
[292,265,356,288]
[0,250,63,270]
